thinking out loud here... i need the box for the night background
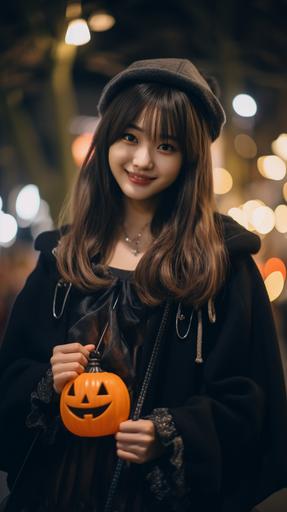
[0,0,287,506]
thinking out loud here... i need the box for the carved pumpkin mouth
[67,402,111,419]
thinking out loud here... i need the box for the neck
[123,198,157,233]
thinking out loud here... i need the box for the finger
[51,351,89,367]
[115,432,150,444]
[118,419,154,434]
[118,420,142,433]
[52,362,85,375]
[53,371,78,393]
[116,442,146,455]
[53,343,95,357]
[116,449,142,464]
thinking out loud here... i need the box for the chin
[119,184,157,201]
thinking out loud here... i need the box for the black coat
[0,214,287,512]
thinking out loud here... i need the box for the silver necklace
[123,222,150,256]
[176,302,194,340]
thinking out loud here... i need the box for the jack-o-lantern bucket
[60,351,130,437]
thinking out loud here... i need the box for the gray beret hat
[97,58,226,141]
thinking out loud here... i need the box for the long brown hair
[56,83,228,306]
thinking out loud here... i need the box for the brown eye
[159,143,174,152]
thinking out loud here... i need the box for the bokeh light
[272,134,287,161]
[263,257,286,281]
[213,167,233,195]
[88,13,116,31]
[257,155,286,180]
[228,207,247,228]
[0,196,2,210]
[0,211,18,246]
[283,183,287,202]
[274,204,287,233]
[251,206,275,234]
[232,94,257,117]
[65,19,91,46]
[66,2,82,18]
[228,200,265,231]
[264,271,285,302]
[15,184,41,221]
[234,134,257,158]
[72,133,93,167]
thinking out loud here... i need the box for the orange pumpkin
[60,353,130,437]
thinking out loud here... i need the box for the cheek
[108,144,130,170]
[162,155,182,181]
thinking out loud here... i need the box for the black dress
[27,266,152,512]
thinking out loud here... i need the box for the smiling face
[60,371,131,437]
[108,110,183,206]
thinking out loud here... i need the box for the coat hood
[34,214,261,259]
[219,213,260,257]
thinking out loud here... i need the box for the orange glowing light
[256,261,265,279]
[71,133,93,167]
[263,257,286,281]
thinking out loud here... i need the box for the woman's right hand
[51,342,95,394]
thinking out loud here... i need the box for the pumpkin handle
[86,350,103,373]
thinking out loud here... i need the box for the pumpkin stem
[86,350,103,373]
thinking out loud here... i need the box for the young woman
[0,58,287,512]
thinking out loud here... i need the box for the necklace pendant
[132,248,139,256]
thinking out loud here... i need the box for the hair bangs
[105,83,189,153]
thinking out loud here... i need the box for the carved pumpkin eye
[67,383,75,396]
[98,383,108,395]
[60,371,130,438]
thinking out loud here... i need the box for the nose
[132,145,154,170]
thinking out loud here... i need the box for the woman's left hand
[115,419,166,464]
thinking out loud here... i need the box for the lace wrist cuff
[26,367,60,443]
[144,407,189,506]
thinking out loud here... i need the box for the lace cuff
[144,408,190,507]
[26,367,61,443]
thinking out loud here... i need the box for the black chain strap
[103,300,171,512]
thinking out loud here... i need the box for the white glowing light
[232,94,257,117]
[65,19,91,46]
[88,13,116,32]
[0,196,2,210]
[251,206,275,234]
[272,134,287,161]
[0,211,18,245]
[257,155,286,180]
[275,204,287,233]
[264,271,285,302]
[16,184,41,221]
[242,200,265,231]
[213,167,233,195]
[228,207,248,228]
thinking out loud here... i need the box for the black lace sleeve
[26,367,61,443]
[144,407,191,508]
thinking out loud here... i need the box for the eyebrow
[128,123,178,141]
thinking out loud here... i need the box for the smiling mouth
[67,403,111,418]
[126,171,157,182]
